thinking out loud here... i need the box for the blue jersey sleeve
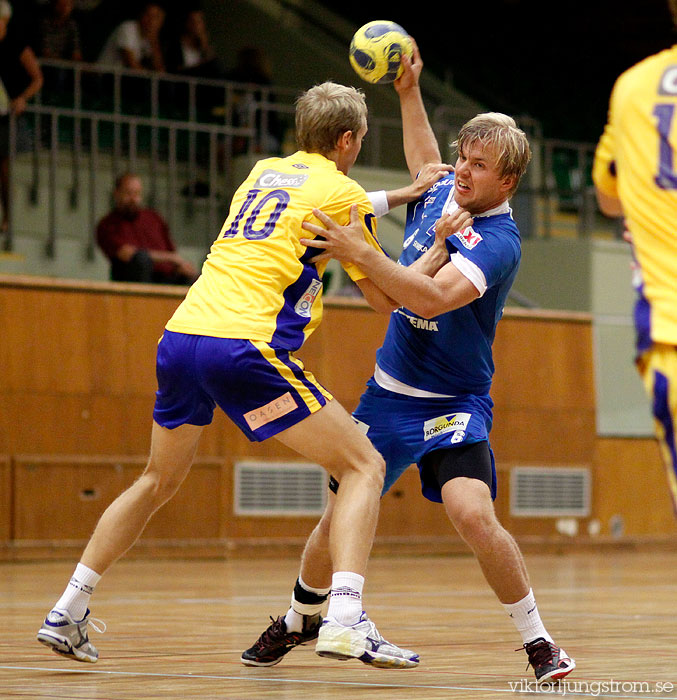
[446,216,521,289]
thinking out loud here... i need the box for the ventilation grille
[510,467,591,517]
[234,461,327,516]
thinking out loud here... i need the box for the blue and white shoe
[37,609,105,663]
[315,612,419,669]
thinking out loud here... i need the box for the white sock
[326,571,364,627]
[54,563,101,622]
[284,575,331,632]
[503,588,553,644]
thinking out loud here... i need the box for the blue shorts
[637,343,677,514]
[353,378,496,502]
[153,330,332,441]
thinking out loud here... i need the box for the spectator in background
[36,0,82,61]
[36,0,82,105]
[96,3,166,113]
[166,8,221,79]
[227,46,282,155]
[165,7,224,122]
[97,2,165,71]
[96,172,199,285]
[0,0,44,233]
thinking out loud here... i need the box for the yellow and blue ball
[349,20,413,84]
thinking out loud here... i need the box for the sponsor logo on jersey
[395,308,439,331]
[254,169,309,188]
[659,66,677,95]
[455,226,483,250]
[423,413,471,441]
[428,178,450,195]
[403,231,417,248]
[244,392,298,430]
[292,163,309,169]
[413,240,429,253]
[294,279,322,317]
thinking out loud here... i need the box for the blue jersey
[375,173,521,396]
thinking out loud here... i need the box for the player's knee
[333,450,385,490]
[448,499,498,545]
[362,451,385,489]
[138,469,184,507]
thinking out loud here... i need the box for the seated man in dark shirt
[97,172,199,285]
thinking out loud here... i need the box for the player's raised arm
[394,38,442,180]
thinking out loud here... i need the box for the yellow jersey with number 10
[593,46,677,347]
[166,151,383,351]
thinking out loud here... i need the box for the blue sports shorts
[353,378,496,502]
[636,342,677,513]
[153,330,332,441]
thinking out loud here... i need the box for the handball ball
[349,20,413,84]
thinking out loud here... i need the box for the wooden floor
[1,550,676,699]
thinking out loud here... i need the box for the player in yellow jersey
[593,0,677,515]
[37,80,451,667]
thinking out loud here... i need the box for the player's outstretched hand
[301,205,367,264]
[395,36,423,92]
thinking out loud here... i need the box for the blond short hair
[453,112,531,195]
[295,81,368,155]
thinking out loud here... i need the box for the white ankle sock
[284,576,331,632]
[326,571,364,627]
[54,563,101,622]
[503,588,552,644]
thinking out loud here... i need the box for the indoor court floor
[1,549,676,699]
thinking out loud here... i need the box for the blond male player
[37,81,446,669]
[242,41,575,683]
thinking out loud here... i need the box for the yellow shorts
[637,343,677,514]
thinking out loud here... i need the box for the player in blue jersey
[241,42,575,684]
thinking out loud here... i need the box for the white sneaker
[315,612,419,669]
[37,609,105,663]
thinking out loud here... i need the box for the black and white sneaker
[524,637,575,682]
[241,614,322,667]
[315,612,419,669]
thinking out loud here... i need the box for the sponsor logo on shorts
[244,391,298,430]
[423,413,471,441]
[352,417,370,435]
[294,279,322,317]
[450,430,466,444]
[254,169,309,188]
[454,226,482,250]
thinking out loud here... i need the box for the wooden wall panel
[12,455,224,542]
[4,275,671,554]
[594,437,677,538]
[0,455,11,542]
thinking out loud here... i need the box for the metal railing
[2,59,619,256]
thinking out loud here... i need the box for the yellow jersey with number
[593,46,677,347]
[166,151,383,350]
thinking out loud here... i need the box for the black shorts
[329,440,493,495]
